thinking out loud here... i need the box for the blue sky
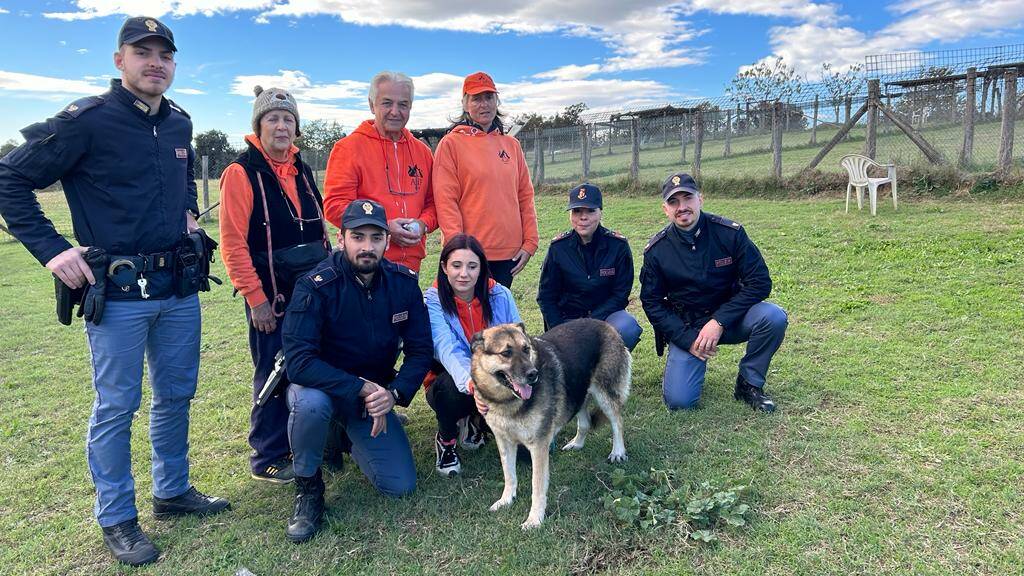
[2,0,1023,143]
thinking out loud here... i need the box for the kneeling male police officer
[0,17,228,566]
[640,173,788,412]
[281,199,432,543]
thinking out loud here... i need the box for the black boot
[153,486,231,519]
[101,518,160,566]
[286,470,325,543]
[734,375,776,413]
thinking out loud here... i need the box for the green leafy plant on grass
[601,468,751,543]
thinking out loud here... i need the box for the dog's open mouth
[496,371,533,400]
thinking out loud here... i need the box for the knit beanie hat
[252,85,301,136]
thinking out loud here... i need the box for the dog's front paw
[521,516,544,530]
[489,495,515,512]
[607,451,628,463]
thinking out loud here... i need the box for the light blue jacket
[424,282,521,393]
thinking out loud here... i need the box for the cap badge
[313,274,323,282]
[145,19,159,32]
[672,175,681,186]
[67,104,79,112]
[362,202,373,215]
[578,188,586,199]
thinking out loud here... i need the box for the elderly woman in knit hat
[219,86,330,484]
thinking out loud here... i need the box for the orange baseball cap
[463,72,498,95]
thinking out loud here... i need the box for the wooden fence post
[580,123,591,180]
[548,133,554,164]
[960,67,977,168]
[745,102,751,135]
[810,94,819,145]
[630,117,640,187]
[772,103,783,178]
[724,110,732,157]
[662,112,669,147]
[844,96,852,140]
[693,110,704,181]
[201,155,210,223]
[680,120,688,163]
[533,128,545,187]
[864,80,879,159]
[997,69,1017,173]
[608,123,614,155]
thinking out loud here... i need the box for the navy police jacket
[281,251,432,407]
[640,212,771,354]
[0,79,199,299]
[537,226,634,329]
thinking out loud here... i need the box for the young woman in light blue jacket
[423,234,521,476]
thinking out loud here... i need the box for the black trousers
[425,370,479,442]
[489,259,515,288]
[245,303,291,472]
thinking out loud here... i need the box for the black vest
[231,142,326,304]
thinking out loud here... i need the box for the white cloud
[763,0,1024,77]
[77,48,89,54]
[229,67,675,130]
[59,40,67,46]
[174,87,206,95]
[0,8,9,15]
[0,70,105,99]
[534,64,602,81]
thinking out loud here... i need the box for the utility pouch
[268,242,329,288]
[174,230,221,297]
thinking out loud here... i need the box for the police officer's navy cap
[661,172,700,201]
[567,183,602,210]
[342,199,388,231]
[119,16,177,52]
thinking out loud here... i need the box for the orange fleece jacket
[432,124,539,261]
[219,134,302,309]
[323,120,436,271]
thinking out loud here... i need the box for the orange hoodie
[323,120,437,271]
[219,133,302,308]
[432,124,539,261]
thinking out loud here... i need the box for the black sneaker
[286,471,325,543]
[734,375,777,413]
[152,486,231,520]
[435,433,461,477]
[101,518,160,566]
[459,416,485,450]
[252,458,295,484]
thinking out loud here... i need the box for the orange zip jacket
[323,120,436,271]
[219,133,302,309]
[432,124,539,261]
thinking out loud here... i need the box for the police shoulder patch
[707,213,742,230]
[551,230,572,243]
[167,99,191,119]
[644,227,669,253]
[306,267,338,289]
[604,228,628,241]
[57,95,105,119]
[393,263,419,280]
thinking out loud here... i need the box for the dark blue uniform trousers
[286,384,416,497]
[245,304,291,473]
[663,302,787,410]
[604,310,643,351]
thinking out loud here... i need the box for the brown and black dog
[470,318,631,529]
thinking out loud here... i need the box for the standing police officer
[0,17,228,566]
[280,199,432,543]
[640,173,788,412]
[537,183,642,350]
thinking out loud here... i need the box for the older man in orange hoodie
[323,71,436,272]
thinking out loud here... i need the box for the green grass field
[531,118,1024,185]
[1,187,1022,575]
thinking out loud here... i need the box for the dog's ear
[470,331,485,353]
[516,322,529,337]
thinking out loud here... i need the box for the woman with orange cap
[432,72,539,287]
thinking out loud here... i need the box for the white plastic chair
[840,154,897,216]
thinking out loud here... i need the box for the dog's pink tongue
[513,381,533,400]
